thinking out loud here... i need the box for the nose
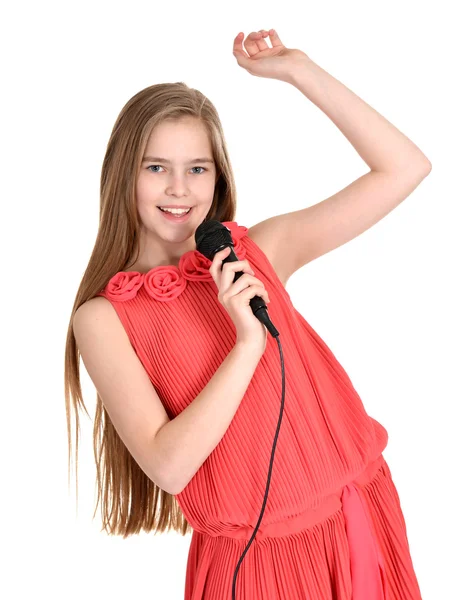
[166,174,189,196]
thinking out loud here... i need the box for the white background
[2,0,460,598]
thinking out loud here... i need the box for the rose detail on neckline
[222,221,248,259]
[180,250,213,281]
[144,265,187,302]
[103,271,144,302]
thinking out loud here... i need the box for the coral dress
[97,221,423,600]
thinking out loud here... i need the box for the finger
[228,273,263,296]
[219,261,255,293]
[244,31,265,57]
[209,246,231,279]
[253,30,271,51]
[219,271,258,304]
[233,32,253,67]
[229,284,270,305]
[268,29,284,48]
[259,29,275,48]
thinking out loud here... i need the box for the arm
[153,341,263,495]
[246,60,432,284]
[73,297,264,497]
[289,59,431,173]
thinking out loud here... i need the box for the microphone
[195,220,279,338]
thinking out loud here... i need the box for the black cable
[231,334,285,599]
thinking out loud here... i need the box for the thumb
[232,34,253,69]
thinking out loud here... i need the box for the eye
[147,165,207,174]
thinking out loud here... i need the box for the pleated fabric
[97,221,422,600]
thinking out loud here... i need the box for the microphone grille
[195,220,234,260]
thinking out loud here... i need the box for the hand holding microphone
[209,246,269,356]
[195,220,280,341]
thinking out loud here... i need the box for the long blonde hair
[64,82,238,537]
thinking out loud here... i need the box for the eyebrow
[142,156,215,164]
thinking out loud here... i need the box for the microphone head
[195,220,234,260]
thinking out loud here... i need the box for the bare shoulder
[73,295,117,331]
[246,216,279,257]
[246,216,290,287]
[72,295,138,376]
[75,294,112,314]
[72,296,128,362]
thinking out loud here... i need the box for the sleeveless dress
[97,221,423,600]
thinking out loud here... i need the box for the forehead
[146,118,211,153]
[143,124,214,165]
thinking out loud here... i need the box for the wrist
[287,58,322,88]
[234,340,264,359]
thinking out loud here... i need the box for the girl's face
[136,118,217,245]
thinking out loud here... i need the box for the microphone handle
[221,246,280,338]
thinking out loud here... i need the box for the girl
[66,29,431,599]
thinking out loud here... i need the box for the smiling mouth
[157,207,192,213]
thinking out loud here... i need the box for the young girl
[66,29,431,600]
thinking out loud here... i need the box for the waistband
[208,453,385,542]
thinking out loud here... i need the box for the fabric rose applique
[179,250,213,282]
[103,271,144,302]
[222,221,248,260]
[144,266,187,301]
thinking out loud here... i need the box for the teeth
[159,207,191,215]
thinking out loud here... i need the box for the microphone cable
[230,335,284,600]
